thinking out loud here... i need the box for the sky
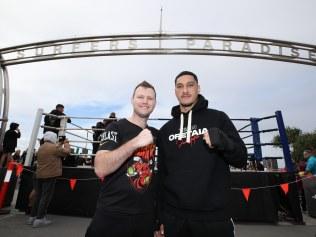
[1,0,316,164]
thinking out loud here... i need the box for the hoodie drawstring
[186,110,192,143]
[179,113,184,141]
[179,110,192,143]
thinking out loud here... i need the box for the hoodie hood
[171,95,208,143]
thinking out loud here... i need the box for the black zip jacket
[157,95,247,221]
[43,109,71,134]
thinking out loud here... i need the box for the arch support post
[0,62,9,144]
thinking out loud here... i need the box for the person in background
[300,147,316,217]
[12,149,21,163]
[92,112,117,165]
[27,131,70,228]
[103,112,117,128]
[43,104,71,136]
[303,148,316,175]
[296,150,308,212]
[0,122,21,168]
[92,121,105,156]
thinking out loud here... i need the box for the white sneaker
[26,217,36,225]
[32,217,52,228]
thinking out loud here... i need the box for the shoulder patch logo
[99,131,118,143]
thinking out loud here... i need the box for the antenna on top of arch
[158,6,164,48]
[159,6,163,35]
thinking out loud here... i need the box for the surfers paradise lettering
[1,34,315,66]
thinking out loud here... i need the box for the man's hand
[63,139,71,152]
[95,128,154,178]
[298,171,305,177]
[154,224,164,237]
[134,129,154,148]
[203,130,214,148]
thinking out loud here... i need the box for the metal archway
[0,32,316,141]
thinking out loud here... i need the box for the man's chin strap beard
[180,103,194,112]
[181,103,193,107]
[180,97,198,113]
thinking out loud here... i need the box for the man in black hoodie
[156,71,247,237]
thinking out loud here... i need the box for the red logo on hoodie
[176,134,200,148]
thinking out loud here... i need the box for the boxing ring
[11,109,303,223]
[23,109,293,170]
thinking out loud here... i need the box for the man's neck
[180,105,193,113]
[180,99,198,113]
[128,114,148,129]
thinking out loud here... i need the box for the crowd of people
[0,103,119,227]
[1,71,315,236]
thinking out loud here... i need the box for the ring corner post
[275,110,294,172]
[250,117,263,162]
[24,108,44,166]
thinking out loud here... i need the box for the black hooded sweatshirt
[157,95,247,221]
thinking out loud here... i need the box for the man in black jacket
[43,104,71,135]
[0,122,21,168]
[91,112,117,165]
[157,71,247,237]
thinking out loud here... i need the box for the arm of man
[95,128,153,178]
[56,140,71,157]
[204,112,247,168]
[16,129,21,138]
[44,114,50,125]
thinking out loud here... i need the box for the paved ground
[1,185,316,237]
[1,208,316,237]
